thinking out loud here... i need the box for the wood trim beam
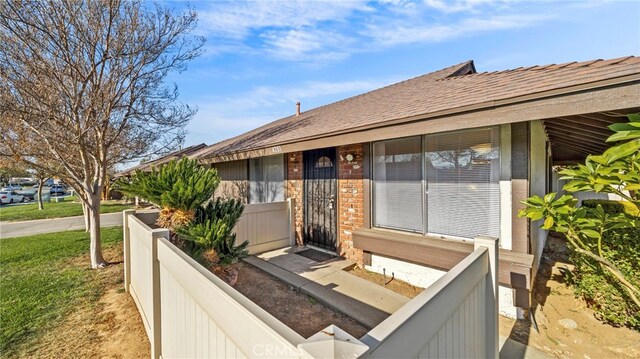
[544,125,609,144]
[552,116,619,131]
[543,121,613,137]
[547,135,607,151]
[551,144,592,156]
[545,130,608,148]
[549,137,607,154]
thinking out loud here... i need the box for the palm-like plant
[117,157,220,230]
[178,198,248,265]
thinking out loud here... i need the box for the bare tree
[0,0,203,268]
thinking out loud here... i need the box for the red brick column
[337,144,365,265]
[286,151,304,245]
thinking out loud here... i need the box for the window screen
[249,155,284,204]
[425,128,500,238]
[373,136,423,232]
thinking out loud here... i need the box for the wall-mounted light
[345,154,354,162]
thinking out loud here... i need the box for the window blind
[425,128,500,239]
[249,155,284,204]
[373,137,423,232]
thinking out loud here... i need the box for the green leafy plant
[519,114,640,325]
[581,199,625,214]
[178,198,248,265]
[116,158,220,230]
[570,227,640,328]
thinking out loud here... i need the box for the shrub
[569,227,640,328]
[581,199,625,214]
[116,158,220,230]
[178,198,248,266]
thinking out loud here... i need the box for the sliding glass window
[372,127,500,239]
[248,155,285,204]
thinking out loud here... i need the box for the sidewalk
[245,246,550,358]
[0,212,123,239]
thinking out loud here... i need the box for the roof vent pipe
[296,102,301,116]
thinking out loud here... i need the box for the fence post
[150,228,170,359]
[475,236,499,359]
[287,197,296,246]
[122,209,136,293]
[298,325,369,358]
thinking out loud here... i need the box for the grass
[0,196,133,222]
[0,227,123,357]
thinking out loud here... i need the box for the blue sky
[169,0,640,148]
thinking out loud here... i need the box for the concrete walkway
[246,246,550,358]
[0,212,123,239]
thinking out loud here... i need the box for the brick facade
[337,144,365,265]
[285,151,304,245]
[285,146,366,264]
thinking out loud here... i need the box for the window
[425,128,500,239]
[373,137,423,232]
[372,127,500,239]
[249,155,284,204]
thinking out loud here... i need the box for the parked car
[31,179,55,188]
[19,189,36,201]
[2,184,22,191]
[49,184,67,196]
[0,190,25,204]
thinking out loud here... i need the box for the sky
[167,0,640,148]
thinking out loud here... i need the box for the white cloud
[261,28,353,61]
[365,14,551,46]
[423,0,505,14]
[198,0,369,39]
[193,0,575,65]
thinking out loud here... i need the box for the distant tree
[0,0,203,268]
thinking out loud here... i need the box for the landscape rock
[558,318,577,329]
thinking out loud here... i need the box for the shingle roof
[194,56,640,159]
[116,143,207,177]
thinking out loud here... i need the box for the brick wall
[337,144,365,265]
[286,151,304,245]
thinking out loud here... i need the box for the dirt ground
[348,266,425,299]
[500,234,640,359]
[16,246,149,358]
[228,261,370,339]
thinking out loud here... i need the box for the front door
[303,148,337,251]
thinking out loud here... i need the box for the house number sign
[271,146,282,153]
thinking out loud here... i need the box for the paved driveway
[0,212,123,239]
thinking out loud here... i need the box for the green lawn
[0,227,123,357]
[0,196,133,222]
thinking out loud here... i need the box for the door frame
[302,147,338,252]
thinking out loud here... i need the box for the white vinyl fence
[123,207,498,359]
[359,236,499,358]
[235,199,295,254]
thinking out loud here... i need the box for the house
[191,56,640,317]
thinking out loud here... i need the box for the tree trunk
[88,193,107,268]
[37,177,44,210]
[82,202,90,232]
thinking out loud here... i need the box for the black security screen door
[303,148,338,251]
